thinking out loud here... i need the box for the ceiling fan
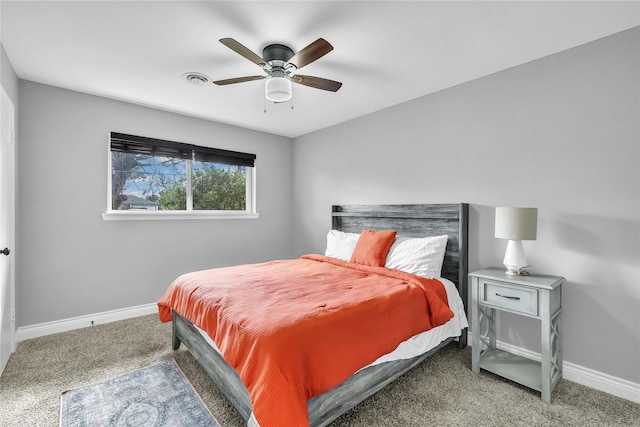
[213,38,342,103]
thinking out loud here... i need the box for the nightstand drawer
[481,280,538,316]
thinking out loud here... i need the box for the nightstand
[469,267,564,403]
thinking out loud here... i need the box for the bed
[160,203,469,427]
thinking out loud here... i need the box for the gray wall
[292,27,640,384]
[17,81,293,326]
[1,43,19,104]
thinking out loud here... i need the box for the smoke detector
[184,72,211,86]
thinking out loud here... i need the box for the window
[106,132,257,219]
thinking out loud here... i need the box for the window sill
[102,211,260,221]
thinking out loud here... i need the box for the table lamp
[495,207,538,275]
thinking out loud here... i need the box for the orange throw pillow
[350,229,398,267]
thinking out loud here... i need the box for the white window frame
[102,134,259,221]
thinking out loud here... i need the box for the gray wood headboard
[331,203,469,319]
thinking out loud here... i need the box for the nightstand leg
[471,276,497,374]
[541,291,552,403]
[556,308,563,383]
[488,308,496,350]
[471,276,480,373]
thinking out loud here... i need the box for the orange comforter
[158,254,453,427]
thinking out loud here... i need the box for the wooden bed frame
[171,203,469,426]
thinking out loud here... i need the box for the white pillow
[325,230,360,261]
[385,235,448,278]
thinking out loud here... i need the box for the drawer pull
[496,293,520,301]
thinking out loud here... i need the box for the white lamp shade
[495,207,538,241]
[265,76,292,103]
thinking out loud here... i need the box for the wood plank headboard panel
[331,203,469,311]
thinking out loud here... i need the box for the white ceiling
[1,1,638,138]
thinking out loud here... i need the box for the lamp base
[503,240,531,275]
[504,266,531,276]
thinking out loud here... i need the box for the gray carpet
[0,314,638,427]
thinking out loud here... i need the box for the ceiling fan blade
[288,38,333,69]
[292,75,342,92]
[213,75,265,86]
[219,38,266,66]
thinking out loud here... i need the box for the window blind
[110,132,256,167]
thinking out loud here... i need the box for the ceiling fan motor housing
[262,44,295,66]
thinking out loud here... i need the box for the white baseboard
[15,303,158,342]
[468,332,640,404]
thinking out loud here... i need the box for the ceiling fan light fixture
[265,76,292,103]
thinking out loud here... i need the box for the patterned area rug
[60,359,220,427]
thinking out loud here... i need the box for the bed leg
[458,327,468,349]
[172,332,181,350]
[172,315,181,350]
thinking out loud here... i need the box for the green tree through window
[157,164,246,211]
[192,163,246,210]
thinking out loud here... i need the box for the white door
[0,87,16,375]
